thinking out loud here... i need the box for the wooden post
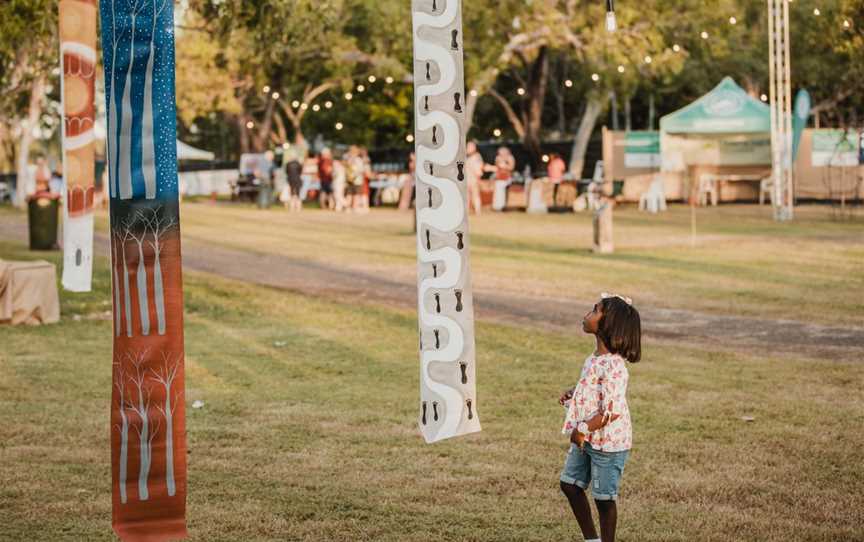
[593,199,614,254]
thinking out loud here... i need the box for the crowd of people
[250,140,560,216]
[278,142,375,213]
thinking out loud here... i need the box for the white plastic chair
[759,176,773,205]
[639,176,667,213]
[698,174,718,207]
[586,161,605,211]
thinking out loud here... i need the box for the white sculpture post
[412,0,481,443]
[767,0,794,221]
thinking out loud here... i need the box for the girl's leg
[595,499,617,542]
[560,481,599,540]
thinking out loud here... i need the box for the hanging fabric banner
[99,0,187,540]
[411,0,480,443]
[59,0,97,292]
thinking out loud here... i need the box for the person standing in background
[548,153,566,184]
[465,141,485,216]
[283,146,303,212]
[318,148,334,210]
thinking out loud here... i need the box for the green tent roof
[660,77,771,134]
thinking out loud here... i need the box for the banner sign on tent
[99,0,187,539]
[59,0,97,292]
[811,130,860,167]
[791,89,811,162]
[411,0,481,443]
[624,131,660,168]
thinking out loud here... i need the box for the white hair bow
[601,292,633,306]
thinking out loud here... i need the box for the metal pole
[782,0,794,219]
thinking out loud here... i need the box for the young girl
[559,293,641,542]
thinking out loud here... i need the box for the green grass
[1,226,863,541]
[166,203,863,326]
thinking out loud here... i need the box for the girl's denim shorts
[560,443,630,501]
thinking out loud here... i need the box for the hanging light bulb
[246,121,254,129]
[644,55,652,64]
[406,134,415,143]
[701,31,709,39]
[385,76,395,84]
[300,103,309,110]
[760,94,768,102]
[729,16,737,25]
[542,154,550,163]
[291,100,300,109]
[325,100,333,109]
[335,122,344,130]
[271,91,280,100]
[617,65,625,73]
[345,92,353,101]
[368,75,377,83]
[606,0,617,32]
[469,89,478,97]
[843,19,851,28]
[357,84,365,92]
[263,85,271,94]
[591,73,600,82]
[312,104,321,112]
[282,142,291,150]
[564,79,574,87]
[673,44,681,52]
[813,8,820,16]
[517,87,526,96]
[493,128,502,137]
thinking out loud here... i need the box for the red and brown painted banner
[99,0,187,539]
[59,0,97,292]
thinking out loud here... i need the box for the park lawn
[1,240,863,541]
[162,203,862,326]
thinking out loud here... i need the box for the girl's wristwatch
[576,422,590,435]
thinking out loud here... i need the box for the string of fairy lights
[242,3,853,143]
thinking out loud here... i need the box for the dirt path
[2,213,861,357]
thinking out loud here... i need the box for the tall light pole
[767,0,794,221]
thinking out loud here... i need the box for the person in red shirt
[318,148,334,210]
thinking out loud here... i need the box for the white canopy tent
[176,140,215,161]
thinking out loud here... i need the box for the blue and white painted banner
[411,0,481,443]
[99,0,187,539]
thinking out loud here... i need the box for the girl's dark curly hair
[598,297,642,363]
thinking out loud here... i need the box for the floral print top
[562,352,632,452]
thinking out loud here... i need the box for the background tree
[0,0,57,206]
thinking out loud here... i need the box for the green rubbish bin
[256,184,273,209]
[28,193,60,250]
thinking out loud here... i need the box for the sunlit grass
[1,235,863,541]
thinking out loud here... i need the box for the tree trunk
[610,91,619,131]
[112,238,122,336]
[153,250,165,335]
[142,38,157,199]
[568,96,604,178]
[625,96,632,132]
[118,409,129,503]
[648,93,656,130]
[15,75,45,208]
[163,393,175,496]
[524,47,549,160]
[135,242,150,336]
[465,91,479,136]
[290,116,305,147]
[238,115,250,154]
[137,397,150,501]
[122,247,132,338]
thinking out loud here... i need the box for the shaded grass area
[1,241,863,541]
[172,204,864,326]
